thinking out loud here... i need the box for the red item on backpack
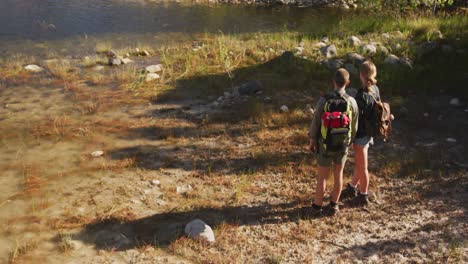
[322,112,349,128]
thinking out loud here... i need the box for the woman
[341,61,380,206]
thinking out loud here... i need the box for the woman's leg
[354,144,370,194]
[351,144,362,187]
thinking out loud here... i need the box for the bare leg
[354,144,369,193]
[331,163,345,203]
[314,166,329,206]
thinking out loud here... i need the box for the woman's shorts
[354,136,374,148]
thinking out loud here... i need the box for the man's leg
[314,166,329,206]
[331,163,345,203]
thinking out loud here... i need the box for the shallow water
[0,0,348,55]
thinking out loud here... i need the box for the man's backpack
[366,93,392,142]
[320,92,353,153]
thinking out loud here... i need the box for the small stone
[359,44,377,55]
[399,57,413,69]
[368,254,379,262]
[321,37,329,43]
[449,98,460,106]
[323,59,344,71]
[141,50,150,56]
[280,105,289,113]
[433,30,443,40]
[145,73,160,82]
[217,96,224,102]
[382,33,390,39]
[176,185,193,194]
[446,138,457,143]
[91,150,104,157]
[92,65,104,71]
[314,42,327,48]
[145,64,163,73]
[185,219,215,243]
[320,44,337,59]
[151,180,160,186]
[155,199,166,206]
[377,45,390,56]
[384,54,399,65]
[347,53,365,67]
[423,112,429,117]
[109,57,122,66]
[348,36,361,47]
[121,58,133,64]
[24,64,44,73]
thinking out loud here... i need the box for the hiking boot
[322,202,339,216]
[302,203,323,218]
[340,183,358,201]
[350,193,370,207]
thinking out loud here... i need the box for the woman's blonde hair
[360,61,377,91]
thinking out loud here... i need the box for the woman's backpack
[366,93,392,142]
[320,92,353,153]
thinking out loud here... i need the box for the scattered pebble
[91,150,104,157]
[145,73,160,82]
[446,138,457,143]
[280,105,289,113]
[145,64,163,73]
[177,185,193,194]
[151,180,161,186]
[121,58,133,64]
[449,98,460,107]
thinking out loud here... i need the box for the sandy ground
[0,63,467,264]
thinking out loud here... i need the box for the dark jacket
[355,85,380,139]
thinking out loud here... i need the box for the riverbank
[1,10,467,264]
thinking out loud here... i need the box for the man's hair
[334,68,350,87]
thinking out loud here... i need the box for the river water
[0,0,349,55]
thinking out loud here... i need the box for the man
[308,68,358,216]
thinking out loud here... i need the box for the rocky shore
[200,0,357,8]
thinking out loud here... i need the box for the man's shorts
[317,143,349,167]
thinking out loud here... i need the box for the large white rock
[24,64,44,73]
[348,36,361,47]
[145,64,163,73]
[359,44,377,55]
[185,219,215,243]
[145,73,160,82]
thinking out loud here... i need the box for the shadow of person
[70,201,321,250]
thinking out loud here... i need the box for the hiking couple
[307,61,391,216]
